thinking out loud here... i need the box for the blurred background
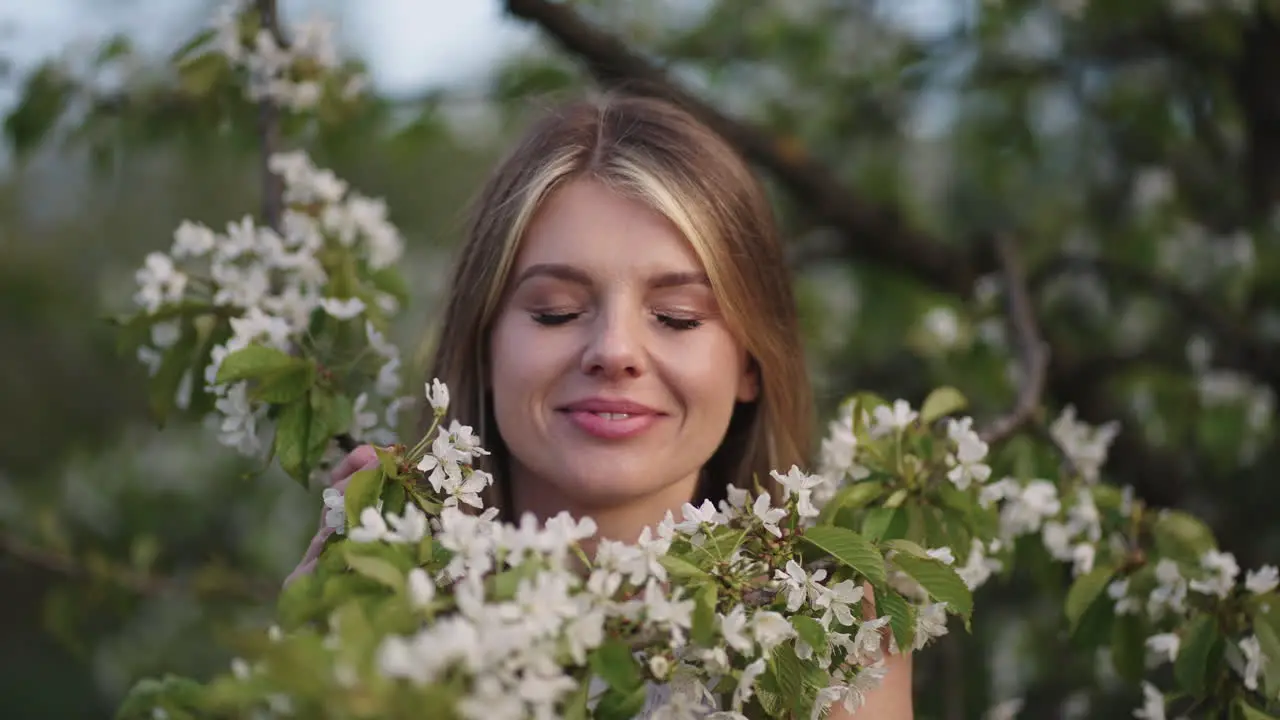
[2,0,1278,718]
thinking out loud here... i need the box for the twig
[255,0,286,233]
[979,235,1049,445]
[0,531,275,603]
[247,2,358,458]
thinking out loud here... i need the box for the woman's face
[489,178,758,520]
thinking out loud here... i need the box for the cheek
[488,314,568,416]
[672,331,749,416]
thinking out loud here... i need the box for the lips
[558,398,661,416]
[557,397,664,440]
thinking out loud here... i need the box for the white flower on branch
[870,399,917,437]
[751,492,786,538]
[913,602,950,650]
[319,297,365,320]
[770,466,824,519]
[1246,565,1279,595]
[945,417,991,490]
[1235,635,1267,691]
[134,253,189,313]
[1049,405,1119,485]
[774,559,828,612]
[321,486,345,534]
[1147,560,1189,619]
[749,611,794,653]
[1189,550,1240,599]
[407,568,435,609]
[1145,633,1180,666]
[1133,682,1166,720]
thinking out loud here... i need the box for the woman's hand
[282,444,379,587]
[830,583,916,719]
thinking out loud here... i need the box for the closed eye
[532,311,582,326]
[655,313,702,331]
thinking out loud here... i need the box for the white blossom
[1245,565,1279,595]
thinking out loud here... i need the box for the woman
[289,93,913,718]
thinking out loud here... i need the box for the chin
[546,455,685,508]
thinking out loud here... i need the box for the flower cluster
[814,390,1278,719]
[210,0,363,110]
[132,149,407,457]
[117,380,972,720]
[129,6,407,465]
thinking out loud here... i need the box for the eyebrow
[514,263,711,289]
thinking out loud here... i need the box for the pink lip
[558,397,663,440]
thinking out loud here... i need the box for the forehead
[514,178,706,276]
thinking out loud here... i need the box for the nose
[580,305,645,380]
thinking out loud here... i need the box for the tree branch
[979,236,1049,445]
[504,0,1265,512]
[503,0,982,297]
[254,0,286,233]
[0,532,275,603]
[1029,254,1280,388]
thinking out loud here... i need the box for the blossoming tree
[3,0,1279,718]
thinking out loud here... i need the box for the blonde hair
[424,93,814,513]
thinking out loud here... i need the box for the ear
[736,356,760,403]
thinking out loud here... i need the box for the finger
[329,444,379,485]
[283,558,318,588]
[302,526,335,563]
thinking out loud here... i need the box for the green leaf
[816,480,885,525]
[343,467,385,532]
[146,318,198,427]
[1151,510,1217,565]
[703,528,748,561]
[884,488,909,509]
[343,547,403,592]
[1235,699,1280,720]
[920,386,967,424]
[891,553,974,625]
[1251,608,1280,700]
[594,685,647,720]
[692,583,718,647]
[883,539,931,558]
[560,679,592,720]
[791,614,828,654]
[380,480,407,518]
[248,361,315,404]
[215,344,302,385]
[861,506,908,542]
[374,445,402,477]
[170,28,215,63]
[659,554,712,581]
[801,525,886,586]
[1111,613,1147,682]
[1174,613,1223,698]
[590,639,642,692]
[875,586,916,651]
[177,52,227,97]
[1065,565,1117,634]
[768,642,824,719]
[4,64,73,157]
[273,400,313,485]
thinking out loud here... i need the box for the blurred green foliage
[2,0,1279,718]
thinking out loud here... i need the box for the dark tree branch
[979,236,1050,445]
[503,0,984,297]
[1030,254,1280,388]
[0,532,275,603]
[504,0,1269,512]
